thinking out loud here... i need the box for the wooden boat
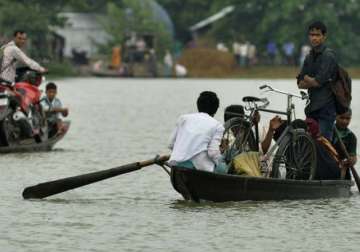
[91,69,128,78]
[0,121,70,154]
[170,166,353,202]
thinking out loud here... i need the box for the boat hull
[0,121,70,154]
[171,166,353,202]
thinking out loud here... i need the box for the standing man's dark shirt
[298,44,338,116]
[298,21,340,141]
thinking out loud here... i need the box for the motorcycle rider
[0,30,47,85]
[40,82,69,137]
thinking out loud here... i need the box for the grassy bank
[179,48,360,79]
[46,60,78,79]
[227,66,360,79]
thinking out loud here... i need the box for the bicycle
[222,84,317,180]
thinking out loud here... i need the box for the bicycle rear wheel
[271,129,317,180]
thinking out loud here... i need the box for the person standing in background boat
[299,44,311,67]
[163,50,173,77]
[0,30,46,84]
[168,91,228,174]
[297,21,338,141]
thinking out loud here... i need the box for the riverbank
[47,61,360,79]
[178,48,360,79]
[228,66,360,79]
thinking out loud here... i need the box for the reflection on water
[1,78,360,252]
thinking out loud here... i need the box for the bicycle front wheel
[271,129,317,180]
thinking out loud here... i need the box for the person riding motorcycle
[0,30,47,85]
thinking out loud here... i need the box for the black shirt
[333,126,357,159]
[298,44,338,115]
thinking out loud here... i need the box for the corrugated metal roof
[190,6,235,32]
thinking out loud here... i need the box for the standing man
[0,30,46,84]
[168,91,227,174]
[297,21,338,140]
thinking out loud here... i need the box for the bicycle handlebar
[259,85,267,90]
[259,84,307,100]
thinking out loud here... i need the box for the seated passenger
[260,115,283,154]
[222,105,282,176]
[262,118,341,179]
[221,105,246,159]
[40,82,69,138]
[168,91,228,174]
[222,105,259,156]
[332,109,357,180]
[305,118,341,180]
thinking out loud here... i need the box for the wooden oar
[22,155,170,199]
[334,129,360,192]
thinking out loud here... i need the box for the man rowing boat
[168,91,228,173]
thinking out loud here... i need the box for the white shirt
[40,96,63,123]
[164,52,173,67]
[169,112,225,172]
[0,41,44,83]
[239,43,249,57]
[232,42,241,55]
[175,64,187,77]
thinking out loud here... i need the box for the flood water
[1,78,360,252]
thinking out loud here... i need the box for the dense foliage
[98,0,172,55]
[0,0,359,64]
[159,0,360,65]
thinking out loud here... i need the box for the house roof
[189,6,235,32]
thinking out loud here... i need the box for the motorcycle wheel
[0,120,10,146]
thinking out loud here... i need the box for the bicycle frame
[237,84,307,160]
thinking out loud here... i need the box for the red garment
[305,117,320,138]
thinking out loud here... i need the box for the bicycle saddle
[242,96,262,102]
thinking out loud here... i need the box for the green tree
[0,0,63,58]
[99,0,173,55]
[158,0,217,42]
[159,0,360,65]
[209,0,360,65]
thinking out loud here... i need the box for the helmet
[18,69,42,86]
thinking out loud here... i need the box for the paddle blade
[22,155,170,199]
[22,162,141,199]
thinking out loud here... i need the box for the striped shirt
[0,41,44,83]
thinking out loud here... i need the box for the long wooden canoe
[170,166,353,202]
[0,121,70,154]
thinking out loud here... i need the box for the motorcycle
[0,69,47,147]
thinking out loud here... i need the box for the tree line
[1,0,359,65]
[158,0,360,65]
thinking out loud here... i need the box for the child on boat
[332,109,357,179]
[40,82,69,138]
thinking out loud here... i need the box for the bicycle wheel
[271,129,317,180]
[222,117,257,163]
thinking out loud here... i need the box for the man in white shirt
[0,30,46,84]
[169,91,227,173]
